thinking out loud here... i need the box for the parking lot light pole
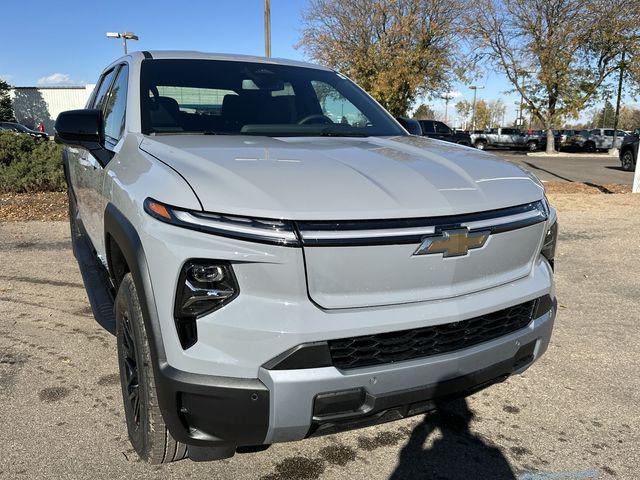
[106,32,139,54]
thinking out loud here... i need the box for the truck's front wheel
[474,140,487,150]
[115,273,188,464]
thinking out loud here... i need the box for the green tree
[0,80,15,122]
[590,99,617,128]
[412,104,436,120]
[466,0,640,153]
[298,0,467,116]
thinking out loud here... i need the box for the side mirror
[55,109,113,165]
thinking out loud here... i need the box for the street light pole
[264,0,271,58]
[106,32,139,54]
[469,86,484,131]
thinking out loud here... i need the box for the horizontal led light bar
[144,198,300,246]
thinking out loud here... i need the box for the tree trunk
[546,128,555,154]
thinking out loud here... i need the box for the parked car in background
[619,135,638,171]
[0,121,48,140]
[418,120,472,146]
[556,129,579,149]
[571,129,626,152]
[470,127,542,151]
[395,117,422,135]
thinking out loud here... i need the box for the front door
[71,64,129,261]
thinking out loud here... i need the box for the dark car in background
[0,121,48,140]
[418,120,472,146]
[395,117,423,135]
[619,134,638,171]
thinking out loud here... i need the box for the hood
[139,135,544,220]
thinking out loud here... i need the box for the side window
[91,69,117,110]
[434,122,451,134]
[103,65,129,144]
[604,129,614,136]
[590,129,600,135]
[311,81,371,127]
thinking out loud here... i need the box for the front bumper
[159,300,555,447]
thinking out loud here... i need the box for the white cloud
[37,73,73,86]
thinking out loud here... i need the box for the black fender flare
[104,203,168,368]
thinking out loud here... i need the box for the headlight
[144,198,300,246]
[541,218,558,269]
[174,259,239,349]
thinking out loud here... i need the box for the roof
[12,85,89,90]
[121,50,331,71]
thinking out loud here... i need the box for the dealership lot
[1,193,639,480]
[494,151,634,186]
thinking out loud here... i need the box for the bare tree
[466,0,640,153]
[298,0,467,116]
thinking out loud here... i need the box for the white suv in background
[55,51,557,463]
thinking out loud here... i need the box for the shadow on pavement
[522,161,575,182]
[389,397,515,480]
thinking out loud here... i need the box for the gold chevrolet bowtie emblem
[413,228,490,258]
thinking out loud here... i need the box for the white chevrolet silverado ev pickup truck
[55,51,557,463]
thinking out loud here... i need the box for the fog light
[174,260,239,349]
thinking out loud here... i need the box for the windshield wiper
[319,128,368,137]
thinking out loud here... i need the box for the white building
[10,85,95,133]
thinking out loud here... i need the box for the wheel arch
[104,203,168,368]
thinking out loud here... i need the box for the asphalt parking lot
[1,193,639,480]
[493,151,634,186]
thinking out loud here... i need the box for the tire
[621,150,636,171]
[116,273,188,464]
[527,141,539,152]
[474,140,487,150]
[584,141,596,153]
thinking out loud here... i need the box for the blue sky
[0,0,611,125]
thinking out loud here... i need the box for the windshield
[140,59,405,137]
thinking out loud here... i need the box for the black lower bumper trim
[307,340,537,438]
[155,365,270,447]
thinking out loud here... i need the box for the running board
[71,215,116,335]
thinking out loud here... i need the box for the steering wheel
[297,114,334,125]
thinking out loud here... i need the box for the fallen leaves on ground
[0,192,68,221]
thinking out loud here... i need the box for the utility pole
[440,93,454,123]
[469,86,484,131]
[106,32,139,54]
[264,0,271,58]
[610,51,626,155]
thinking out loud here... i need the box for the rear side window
[91,69,117,110]
[419,121,434,133]
[103,64,129,144]
[434,122,450,134]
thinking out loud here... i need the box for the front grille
[328,300,538,369]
